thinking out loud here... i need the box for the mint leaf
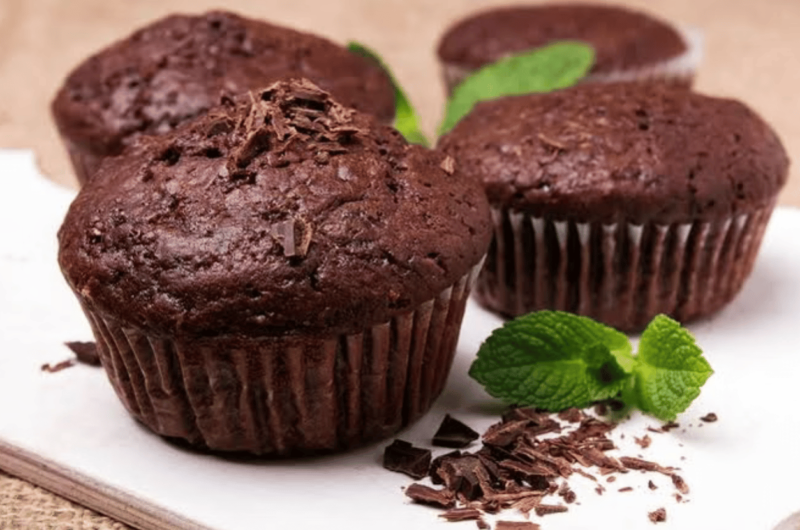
[438,41,594,135]
[347,42,429,146]
[634,315,714,421]
[469,311,631,411]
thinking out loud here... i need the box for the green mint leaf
[438,41,594,135]
[634,315,714,421]
[347,41,429,147]
[469,311,632,411]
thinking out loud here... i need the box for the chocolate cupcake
[51,10,395,185]
[437,4,701,94]
[438,82,788,331]
[58,79,491,455]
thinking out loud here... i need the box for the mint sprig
[469,312,713,421]
[347,42,429,147]
[438,41,595,135]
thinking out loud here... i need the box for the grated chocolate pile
[391,407,693,528]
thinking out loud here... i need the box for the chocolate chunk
[700,412,718,423]
[649,507,667,523]
[430,450,462,485]
[383,440,431,479]
[433,414,480,448]
[405,483,455,508]
[41,359,76,373]
[65,341,101,366]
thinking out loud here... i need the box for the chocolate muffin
[58,79,491,455]
[438,82,788,331]
[437,4,701,94]
[52,10,395,185]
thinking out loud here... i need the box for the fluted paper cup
[476,203,774,332]
[79,265,481,456]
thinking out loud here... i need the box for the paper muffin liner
[441,26,704,95]
[78,265,481,456]
[476,202,775,332]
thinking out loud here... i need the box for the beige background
[0,0,798,527]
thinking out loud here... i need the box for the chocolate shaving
[661,421,680,432]
[476,518,490,530]
[648,480,658,490]
[65,341,101,366]
[558,408,585,423]
[41,359,75,373]
[634,434,652,449]
[648,507,667,523]
[495,522,541,530]
[405,484,454,508]
[535,503,568,516]
[439,507,482,522]
[700,412,718,423]
[383,440,431,479]
[440,156,456,175]
[618,487,633,492]
[433,414,480,448]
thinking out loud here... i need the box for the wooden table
[1,0,797,527]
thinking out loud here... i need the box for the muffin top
[438,82,789,224]
[52,11,395,159]
[58,79,491,338]
[438,4,687,74]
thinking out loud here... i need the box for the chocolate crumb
[439,507,482,521]
[595,485,605,495]
[41,359,76,373]
[634,434,652,449]
[383,440,431,479]
[433,414,480,448]
[476,518,490,530]
[405,483,454,508]
[65,341,101,366]
[700,412,718,423]
[496,522,540,530]
[675,493,683,502]
[671,474,689,494]
[648,480,658,490]
[618,487,633,492]
[649,507,667,523]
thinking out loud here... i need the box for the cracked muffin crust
[57,79,492,454]
[51,10,396,184]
